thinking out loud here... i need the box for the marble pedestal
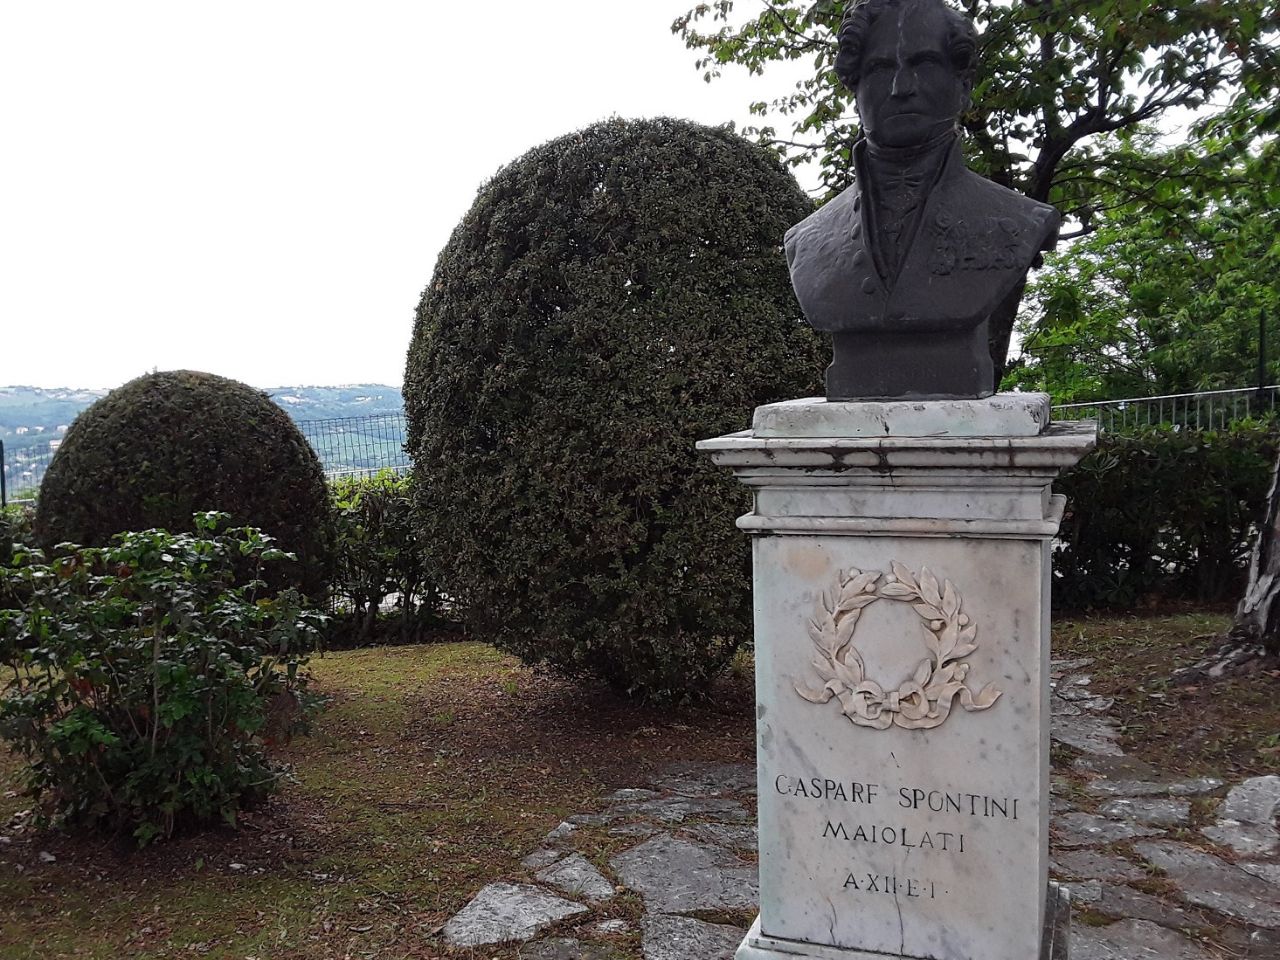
[697,394,1095,960]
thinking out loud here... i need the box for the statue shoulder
[784,185,858,268]
[952,170,1061,252]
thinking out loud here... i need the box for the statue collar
[853,133,961,286]
[861,129,958,166]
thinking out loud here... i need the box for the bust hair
[834,0,978,91]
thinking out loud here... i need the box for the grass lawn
[0,613,1275,959]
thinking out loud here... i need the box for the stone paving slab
[1084,776,1224,798]
[1094,883,1198,929]
[1134,840,1280,928]
[1098,796,1189,827]
[522,848,567,869]
[1071,919,1214,960]
[443,882,588,946]
[1241,862,1280,886]
[1053,811,1161,847]
[1072,753,1161,779]
[536,853,616,903]
[1051,713,1124,756]
[1051,848,1147,883]
[435,669,1278,959]
[610,833,757,914]
[1203,819,1280,858]
[1203,775,1280,857]
[641,914,744,960]
[683,821,758,852]
[519,937,615,960]
[610,795,749,824]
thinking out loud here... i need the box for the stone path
[439,659,1280,958]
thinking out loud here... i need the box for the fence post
[1,439,6,508]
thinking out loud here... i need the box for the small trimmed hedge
[1055,421,1278,609]
[404,117,825,701]
[328,471,443,645]
[34,371,333,597]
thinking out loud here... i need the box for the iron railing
[1,438,56,504]
[6,388,1280,506]
[295,413,410,480]
[1051,386,1280,433]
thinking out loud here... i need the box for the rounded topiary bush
[35,370,332,596]
[404,117,825,702]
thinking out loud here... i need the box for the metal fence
[1,439,56,504]
[1051,386,1280,432]
[7,388,1280,505]
[295,413,410,480]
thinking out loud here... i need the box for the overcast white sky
[1,1,814,390]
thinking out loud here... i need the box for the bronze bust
[785,0,1060,400]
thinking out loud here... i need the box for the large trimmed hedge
[405,117,825,702]
[35,371,332,596]
[1056,421,1278,609]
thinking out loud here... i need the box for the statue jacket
[784,138,1060,334]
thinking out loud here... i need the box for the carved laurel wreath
[795,562,1001,730]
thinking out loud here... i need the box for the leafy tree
[673,0,1279,382]
[1006,145,1280,402]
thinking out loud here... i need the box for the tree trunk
[1231,448,1280,658]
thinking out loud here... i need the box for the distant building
[14,426,28,435]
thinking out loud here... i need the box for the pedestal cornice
[697,419,1097,538]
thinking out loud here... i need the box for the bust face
[855,0,969,149]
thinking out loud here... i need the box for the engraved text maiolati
[795,562,1001,730]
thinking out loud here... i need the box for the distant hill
[0,383,403,441]
[1,385,407,496]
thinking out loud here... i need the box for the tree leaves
[1008,144,1280,401]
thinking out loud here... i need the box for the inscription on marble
[842,872,939,899]
[773,772,1028,901]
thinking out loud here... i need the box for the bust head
[836,0,978,149]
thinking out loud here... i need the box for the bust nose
[890,64,917,98]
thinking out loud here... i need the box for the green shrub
[329,470,442,645]
[34,370,334,598]
[1,502,33,570]
[0,503,34,610]
[1056,421,1278,608]
[404,117,825,702]
[0,513,324,845]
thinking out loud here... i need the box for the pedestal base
[736,883,1071,960]
[700,400,1093,960]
